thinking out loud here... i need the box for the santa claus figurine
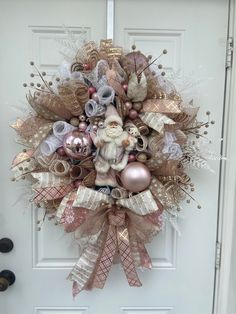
[92,105,135,187]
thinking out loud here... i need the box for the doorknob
[0,238,14,253]
[0,270,16,291]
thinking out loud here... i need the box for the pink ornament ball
[120,162,151,192]
[56,147,66,156]
[83,63,91,71]
[88,86,96,95]
[128,154,136,162]
[91,93,99,103]
[63,130,92,160]
[78,122,88,132]
[125,101,133,110]
[128,109,138,120]
[122,84,128,92]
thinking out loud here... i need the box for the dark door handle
[0,238,14,253]
[0,270,16,291]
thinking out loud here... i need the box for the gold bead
[131,44,136,50]
[158,64,163,69]
[206,111,210,115]
[23,83,27,87]
[197,205,202,209]
[161,72,166,76]
[211,120,215,124]
[42,71,46,76]
[163,49,168,54]
[30,61,34,66]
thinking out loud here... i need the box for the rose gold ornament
[78,122,88,132]
[88,86,96,95]
[128,109,138,120]
[92,93,99,103]
[125,101,133,110]
[83,63,91,71]
[56,147,66,156]
[92,125,98,132]
[120,162,151,192]
[122,84,128,92]
[128,154,136,162]
[63,130,92,160]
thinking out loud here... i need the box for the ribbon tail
[137,243,152,269]
[117,226,142,287]
[68,227,107,296]
[91,225,117,289]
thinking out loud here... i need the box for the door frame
[213,0,236,313]
[105,1,235,313]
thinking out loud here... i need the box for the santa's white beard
[105,125,123,138]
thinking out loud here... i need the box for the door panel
[114,1,228,313]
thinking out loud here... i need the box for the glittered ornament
[70,117,80,127]
[63,130,92,159]
[120,162,151,192]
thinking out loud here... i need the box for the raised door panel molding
[124,28,185,73]
[35,307,88,314]
[32,209,78,268]
[121,307,173,314]
[29,26,91,73]
[149,224,177,269]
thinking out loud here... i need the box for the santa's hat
[104,105,123,127]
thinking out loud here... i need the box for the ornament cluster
[11,39,214,295]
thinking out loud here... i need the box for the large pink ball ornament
[120,162,151,192]
[63,130,92,160]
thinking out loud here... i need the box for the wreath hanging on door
[10,38,215,297]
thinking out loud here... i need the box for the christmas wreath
[11,38,215,296]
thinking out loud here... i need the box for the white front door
[0,1,229,314]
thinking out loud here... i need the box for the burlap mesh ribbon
[61,186,162,296]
